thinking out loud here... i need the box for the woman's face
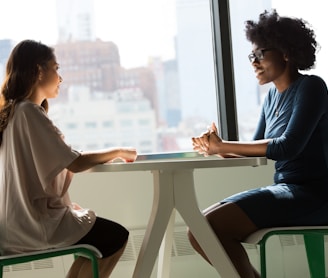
[38,58,62,99]
[249,44,287,87]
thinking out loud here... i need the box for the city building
[56,0,95,42]
[0,39,15,78]
[54,40,121,97]
[49,85,157,153]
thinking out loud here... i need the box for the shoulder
[12,101,58,135]
[14,101,48,122]
[16,101,46,115]
[13,101,64,141]
[299,74,327,90]
[294,75,328,108]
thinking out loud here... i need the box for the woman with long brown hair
[0,40,137,278]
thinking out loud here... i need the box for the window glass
[230,0,327,140]
[0,0,218,154]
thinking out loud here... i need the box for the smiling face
[250,44,289,89]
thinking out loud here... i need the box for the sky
[0,0,176,68]
[0,0,326,73]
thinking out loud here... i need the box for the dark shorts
[73,217,129,258]
[221,183,328,228]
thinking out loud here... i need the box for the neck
[274,70,300,93]
[27,89,45,106]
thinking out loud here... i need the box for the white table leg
[173,169,240,278]
[132,170,175,278]
[157,209,176,278]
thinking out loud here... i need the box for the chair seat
[0,244,102,260]
[243,226,328,278]
[244,225,328,244]
[0,244,102,278]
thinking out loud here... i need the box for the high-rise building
[0,39,15,79]
[54,40,159,116]
[175,0,217,122]
[50,86,157,153]
[55,40,121,97]
[56,0,95,42]
[148,57,181,127]
[0,39,14,64]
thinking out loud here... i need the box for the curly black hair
[245,9,318,70]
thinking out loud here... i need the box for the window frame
[210,0,239,141]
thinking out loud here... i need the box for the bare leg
[66,241,127,278]
[188,202,260,278]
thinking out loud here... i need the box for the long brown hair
[0,40,55,145]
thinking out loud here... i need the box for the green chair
[244,226,328,278]
[0,244,102,278]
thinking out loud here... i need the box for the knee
[187,228,199,249]
[187,228,193,241]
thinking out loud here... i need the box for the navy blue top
[253,74,328,186]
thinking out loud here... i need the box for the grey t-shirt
[0,100,96,255]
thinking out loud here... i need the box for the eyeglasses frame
[248,48,275,63]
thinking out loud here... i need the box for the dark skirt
[221,183,328,228]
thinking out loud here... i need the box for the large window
[1,0,327,153]
[0,0,218,154]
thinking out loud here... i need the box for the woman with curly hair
[0,40,137,277]
[189,10,328,277]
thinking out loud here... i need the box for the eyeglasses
[248,48,274,63]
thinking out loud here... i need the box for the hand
[192,131,210,155]
[71,202,83,210]
[204,123,243,158]
[118,148,138,163]
[207,123,223,155]
[192,122,221,156]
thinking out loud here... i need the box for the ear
[37,65,43,81]
[283,53,289,62]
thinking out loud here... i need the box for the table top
[88,152,267,173]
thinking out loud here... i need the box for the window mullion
[210,0,238,141]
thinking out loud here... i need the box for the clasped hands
[192,122,222,157]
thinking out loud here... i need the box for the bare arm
[210,138,270,157]
[67,147,137,173]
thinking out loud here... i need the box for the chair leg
[91,256,99,278]
[304,234,325,278]
[259,241,267,278]
[74,254,99,278]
